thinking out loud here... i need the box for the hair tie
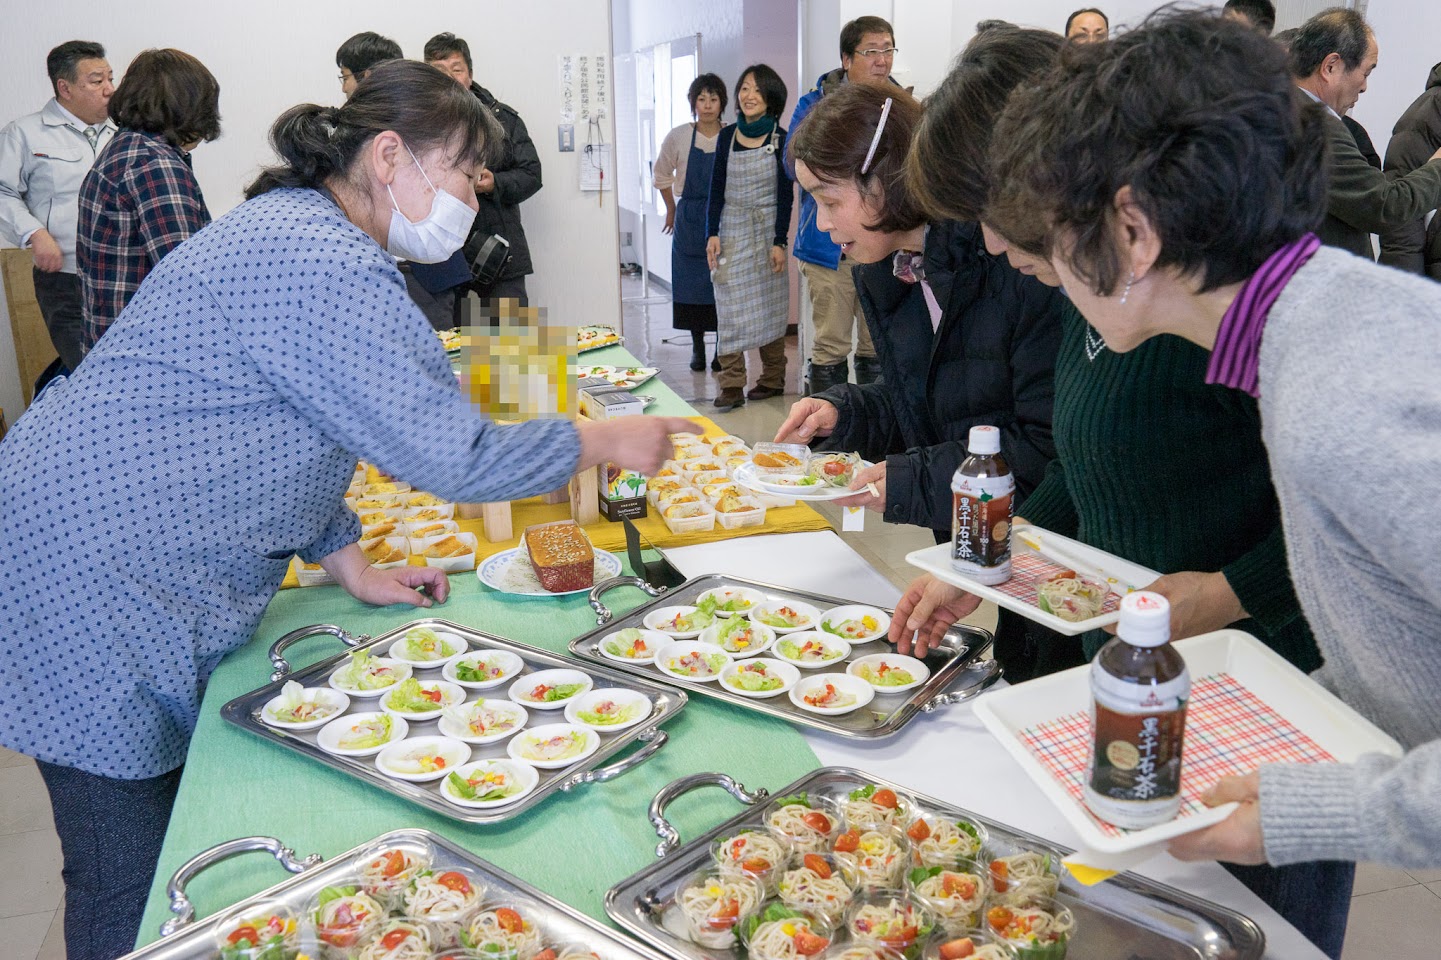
[319,106,342,140]
[860,97,893,175]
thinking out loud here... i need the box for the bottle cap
[1117,591,1171,647]
[967,425,1001,455]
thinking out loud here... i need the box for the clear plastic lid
[966,425,1001,455]
[1117,591,1172,648]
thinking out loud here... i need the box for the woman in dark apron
[655,74,726,370]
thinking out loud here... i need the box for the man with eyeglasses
[788,15,901,396]
[0,40,115,375]
[335,31,401,97]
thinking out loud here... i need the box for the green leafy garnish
[772,792,810,808]
[909,866,943,887]
[849,784,878,802]
[740,902,810,943]
[316,885,357,909]
[384,678,445,713]
[543,682,585,702]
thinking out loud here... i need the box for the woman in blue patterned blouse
[0,60,691,960]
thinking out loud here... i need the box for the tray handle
[268,624,369,682]
[159,836,323,937]
[588,575,666,625]
[560,727,668,791]
[921,657,1004,713]
[648,772,770,859]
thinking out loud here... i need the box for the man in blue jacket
[788,16,899,395]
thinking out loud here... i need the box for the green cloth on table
[136,556,824,949]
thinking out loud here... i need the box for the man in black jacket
[1380,62,1441,280]
[425,32,543,307]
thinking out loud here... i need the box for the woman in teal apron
[705,64,794,410]
[655,74,726,370]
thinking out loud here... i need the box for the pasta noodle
[916,819,984,866]
[403,873,483,920]
[357,921,431,960]
[990,852,1059,900]
[767,804,834,854]
[847,897,926,949]
[843,798,902,828]
[359,848,427,907]
[714,830,788,888]
[915,870,986,932]
[463,907,546,958]
[314,891,384,947]
[1036,575,1107,622]
[835,830,906,888]
[746,916,829,960]
[988,901,1076,948]
[677,874,764,948]
[778,865,854,917]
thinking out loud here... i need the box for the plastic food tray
[606,767,1267,960]
[221,619,686,825]
[569,575,1000,740]
[120,828,669,960]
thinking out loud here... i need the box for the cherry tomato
[938,939,977,960]
[495,907,524,934]
[436,871,471,894]
[802,853,832,879]
[986,905,1013,931]
[834,829,861,853]
[802,811,832,833]
[226,926,259,946]
[421,687,442,703]
[872,788,898,809]
[380,929,410,950]
[534,952,558,960]
[823,461,846,476]
[990,859,1009,893]
[740,856,771,874]
[942,874,978,900]
[907,819,932,843]
[880,925,918,947]
[793,930,830,955]
[707,898,740,929]
[380,849,407,877]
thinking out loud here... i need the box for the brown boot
[713,387,746,411]
[746,384,784,400]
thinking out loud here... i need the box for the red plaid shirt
[77,129,210,349]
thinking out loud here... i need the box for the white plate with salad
[818,605,891,644]
[700,617,776,658]
[597,627,668,665]
[654,641,733,682]
[642,605,716,639]
[749,599,822,634]
[316,711,408,757]
[440,758,539,809]
[328,653,413,697]
[771,631,851,669]
[387,626,470,668]
[732,460,875,501]
[506,723,601,769]
[443,650,525,690]
[789,673,875,716]
[563,688,654,732]
[477,547,623,597]
[507,668,594,709]
[846,653,930,693]
[720,658,799,699]
[573,363,659,389]
[375,735,472,782]
[379,678,466,721]
[438,698,530,744]
[696,585,766,617]
[260,682,350,730]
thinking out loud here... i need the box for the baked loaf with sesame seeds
[524,520,596,592]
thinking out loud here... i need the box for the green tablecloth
[135,353,825,948]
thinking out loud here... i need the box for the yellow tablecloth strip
[282,416,833,588]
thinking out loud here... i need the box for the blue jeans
[1223,859,1355,959]
[36,760,183,960]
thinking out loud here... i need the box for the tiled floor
[0,278,1430,959]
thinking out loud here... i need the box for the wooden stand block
[570,466,600,525]
[479,502,513,543]
[541,486,571,505]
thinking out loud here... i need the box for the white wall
[0,0,617,418]
[1349,3,1441,156]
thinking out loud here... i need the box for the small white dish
[789,673,876,716]
[316,711,408,757]
[846,653,931,693]
[259,685,350,731]
[375,735,472,782]
[443,650,524,690]
[642,605,713,639]
[506,723,601,769]
[386,628,469,668]
[696,586,767,618]
[654,641,733,682]
[596,628,668,665]
[439,758,539,809]
[507,669,594,709]
[817,605,892,644]
[379,679,466,722]
[720,658,800,699]
[772,631,852,670]
[438,698,530,744]
[749,599,823,634]
[563,688,653,732]
[327,656,413,697]
[700,619,776,658]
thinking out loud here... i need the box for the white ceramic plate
[476,547,622,597]
[642,605,714,639]
[259,685,350,731]
[595,628,669,665]
[654,641,733,683]
[327,657,413,697]
[733,461,875,501]
[696,585,767,617]
[506,669,594,710]
[443,650,525,690]
[789,673,876,716]
[846,653,931,693]
[699,620,776,658]
[506,723,601,769]
[563,688,654,733]
[315,711,409,757]
[375,735,472,782]
[437,698,530,745]
[386,628,470,668]
[439,758,540,808]
[749,599,823,634]
[771,631,852,670]
[719,658,800,699]
[817,605,892,644]
[379,679,466,722]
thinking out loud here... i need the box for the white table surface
[665,530,1325,960]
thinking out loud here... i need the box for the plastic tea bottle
[950,425,1014,585]
[1084,591,1190,829]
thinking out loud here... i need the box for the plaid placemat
[993,553,1123,615]
[1016,672,1337,837]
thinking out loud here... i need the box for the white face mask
[385,141,477,263]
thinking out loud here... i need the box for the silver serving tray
[608,767,1265,960]
[221,618,686,824]
[569,575,1001,740]
[121,828,670,959]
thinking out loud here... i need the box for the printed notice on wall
[558,54,609,122]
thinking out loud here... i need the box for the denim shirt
[0,187,580,778]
